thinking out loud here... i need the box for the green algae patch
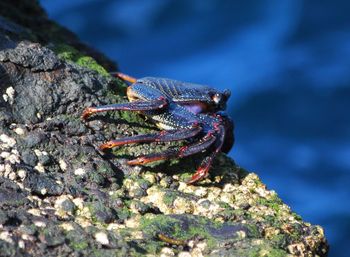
[256,196,283,213]
[140,214,249,250]
[163,191,177,207]
[246,244,288,257]
[52,44,109,76]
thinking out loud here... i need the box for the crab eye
[212,93,221,104]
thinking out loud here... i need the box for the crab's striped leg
[187,124,226,184]
[127,131,217,165]
[99,126,201,150]
[81,97,168,120]
[187,153,216,184]
[110,72,137,83]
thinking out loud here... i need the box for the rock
[0,177,27,207]
[0,1,328,256]
[24,171,64,196]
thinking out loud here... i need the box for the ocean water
[41,1,350,256]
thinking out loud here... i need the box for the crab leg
[110,72,137,83]
[187,124,226,184]
[82,97,168,120]
[127,131,216,165]
[99,126,202,150]
[187,153,216,184]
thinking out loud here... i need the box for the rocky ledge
[0,1,328,256]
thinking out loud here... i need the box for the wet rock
[0,240,17,257]
[89,201,115,224]
[21,149,38,166]
[24,171,64,196]
[0,41,61,71]
[0,178,27,207]
[0,210,7,224]
[39,226,65,247]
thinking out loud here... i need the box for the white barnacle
[0,134,16,148]
[34,163,45,173]
[17,169,27,179]
[95,232,109,245]
[5,87,15,105]
[0,231,14,244]
[74,168,86,176]
[2,94,8,102]
[59,159,67,171]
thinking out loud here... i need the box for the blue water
[41,1,350,256]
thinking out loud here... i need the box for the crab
[82,73,234,184]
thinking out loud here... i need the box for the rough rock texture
[0,1,328,256]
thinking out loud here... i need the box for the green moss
[70,241,89,251]
[116,206,132,220]
[52,44,109,76]
[87,201,114,224]
[163,191,177,207]
[263,215,282,228]
[96,162,113,176]
[256,195,283,214]
[247,246,288,257]
[291,212,302,221]
[77,56,110,76]
[139,215,226,249]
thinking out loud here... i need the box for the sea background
[40,1,350,256]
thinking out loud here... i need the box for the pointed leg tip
[99,143,112,151]
[111,72,137,83]
[186,175,200,185]
[187,167,210,185]
[81,107,94,120]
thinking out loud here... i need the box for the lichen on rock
[0,1,328,256]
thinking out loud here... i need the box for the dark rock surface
[0,1,328,256]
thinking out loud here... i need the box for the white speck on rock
[2,94,8,102]
[34,149,42,156]
[74,168,86,176]
[17,169,27,179]
[4,163,12,173]
[0,151,10,159]
[178,252,191,257]
[0,231,14,244]
[59,159,67,171]
[34,163,45,173]
[60,222,74,231]
[34,221,46,227]
[160,247,175,257]
[5,87,15,105]
[8,171,16,180]
[18,240,25,249]
[14,127,25,135]
[8,154,20,164]
[0,134,16,148]
[95,232,109,245]
[40,188,47,195]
